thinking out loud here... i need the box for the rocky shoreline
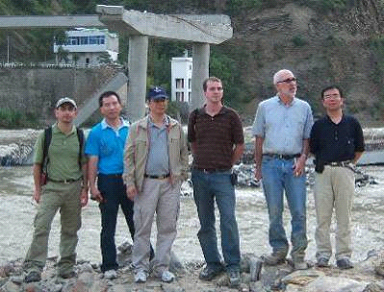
[1,242,384,292]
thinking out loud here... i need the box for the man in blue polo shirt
[85,91,134,279]
[253,69,313,270]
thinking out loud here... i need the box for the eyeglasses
[277,77,297,84]
[323,94,341,100]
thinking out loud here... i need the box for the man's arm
[293,138,309,176]
[353,151,363,164]
[33,163,42,203]
[232,143,244,165]
[80,162,89,207]
[123,128,138,201]
[254,136,264,181]
[88,156,103,202]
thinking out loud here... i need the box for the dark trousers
[98,174,135,272]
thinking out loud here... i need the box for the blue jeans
[191,169,240,271]
[261,156,307,260]
[98,174,135,272]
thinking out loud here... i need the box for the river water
[1,165,383,267]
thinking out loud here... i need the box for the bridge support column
[127,35,148,122]
[191,43,210,111]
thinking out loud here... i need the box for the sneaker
[227,270,240,288]
[160,270,175,283]
[199,265,225,281]
[134,270,147,283]
[336,258,354,270]
[104,269,117,280]
[25,271,41,283]
[316,257,329,268]
[293,260,308,270]
[263,252,287,265]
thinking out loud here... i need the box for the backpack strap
[42,126,52,174]
[76,127,84,171]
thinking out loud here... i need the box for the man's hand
[293,155,306,176]
[90,186,104,203]
[126,185,138,201]
[254,167,262,181]
[80,188,89,207]
[33,189,41,203]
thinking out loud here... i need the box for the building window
[188,92,191,103]
[176,91,185,102]
[176,78,184,89]
[80,37,88,45]
[188,78,191,89]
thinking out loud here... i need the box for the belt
[98,173,122,178]
[263,153,301,160]
[324,160,353,167]
[144,173,170,179]
[194,168,231,174]
[48,177,82,184]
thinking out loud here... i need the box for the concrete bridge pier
[191,43,210,111]
[127,35,149,122]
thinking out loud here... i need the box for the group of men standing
[23,69,366,286]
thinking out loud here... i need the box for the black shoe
[25,271,41,283]
[199,265,224,281]
[59,271,76,279]
[227,270,240,288]
[337,258,354,270]
[316,257,329,267]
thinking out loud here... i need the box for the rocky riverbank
[1,243,384,292]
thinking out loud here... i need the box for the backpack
[41,126,85,181]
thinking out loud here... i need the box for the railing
[0,62,124,70]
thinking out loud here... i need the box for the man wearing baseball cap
[24,97,88,282]
[124,86,188,283]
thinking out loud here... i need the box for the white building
[171,57,192,102]
[53,28,119,66]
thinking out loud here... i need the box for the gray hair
[273,69,294,85]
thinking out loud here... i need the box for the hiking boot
[199,264,225,281]
[337,258,354,270]
[316,257,329,268]
[227,270,240,288]
[263,252,287,265]
[59,270,76,279]
[25,271,41,283]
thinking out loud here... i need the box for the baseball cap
[55,97,77,109]
[147,87,169,101]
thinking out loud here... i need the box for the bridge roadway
[0,5,233,122]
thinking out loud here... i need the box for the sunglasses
[277,77,297,84]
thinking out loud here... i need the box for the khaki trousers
[132,178,181,274]
[314,165,355,260]
[24,180,82,274]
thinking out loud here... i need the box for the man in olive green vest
[24,97,88,282]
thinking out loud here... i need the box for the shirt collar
[101,118,129,130]
[276,95,296,106]
[52,123,76,135]
[148,115,169,128]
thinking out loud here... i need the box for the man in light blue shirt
[85,91,136,279]
[252,69,313,270]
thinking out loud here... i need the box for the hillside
[228,0,384,126]
[0,0,384,126]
